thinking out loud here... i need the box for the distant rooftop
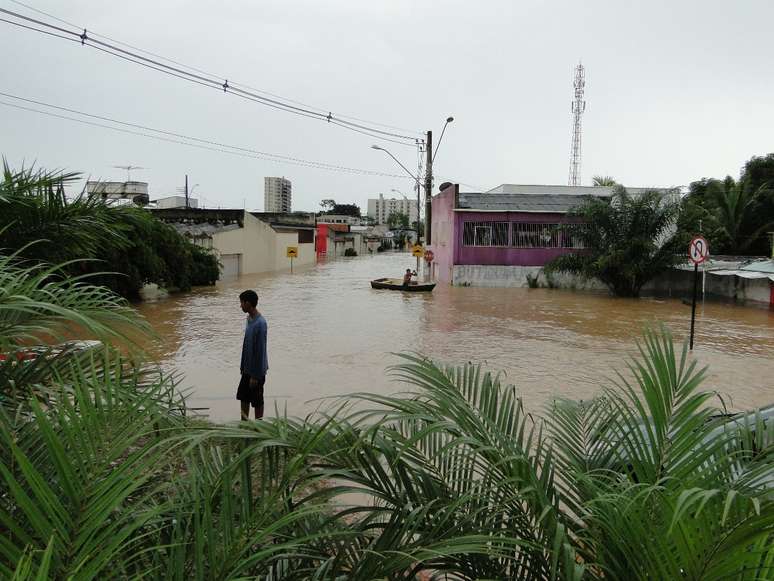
[487,184,613,196]
[487,184,675,196]
[458,193,598,213]
[457,184,680,213]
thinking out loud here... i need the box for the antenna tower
[568,63,586,186]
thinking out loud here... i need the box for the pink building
[428,183,609,286]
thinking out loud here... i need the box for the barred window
[462,221,509,246]
[559,223,587,249]
[512,223,560,248]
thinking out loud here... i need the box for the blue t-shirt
[240,314,268,378]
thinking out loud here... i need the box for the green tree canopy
[680,154,774,255]
[545,186,684,297]
[387,211,410,229]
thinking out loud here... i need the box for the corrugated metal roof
[487,184,614,196]
[740,259,774,274]
[169,222,241,237]
[457,193,600,213]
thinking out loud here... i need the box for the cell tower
[568,62,586,186]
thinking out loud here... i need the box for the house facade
[153,208,315,277]
[428,183,677,287]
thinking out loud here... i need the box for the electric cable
[0,5,422,146]
[0,98,412,179]
[7,0,424,136]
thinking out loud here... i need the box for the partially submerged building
[152,208,315,277]
[429,183,678,287]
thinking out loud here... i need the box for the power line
[0,5,422,147]
[0,96,413,179]
[7,0,424,136]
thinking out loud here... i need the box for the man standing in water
[237,290,268,420]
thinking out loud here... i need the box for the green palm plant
[0,162,132,265]
[545,187,685,297]
[591,176,617,187]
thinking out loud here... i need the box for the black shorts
[236,374,265,408]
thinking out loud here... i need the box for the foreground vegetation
[1,250,772,580]
[0,162,219,298]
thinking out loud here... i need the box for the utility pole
[424,130,433,246]
[184,174,189,209]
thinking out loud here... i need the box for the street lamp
[432,116,454,163]
[371,145,418,182]
[371,145,422,266]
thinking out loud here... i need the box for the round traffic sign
[689,236,709,265]
[424,249,435,262]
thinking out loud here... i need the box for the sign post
[688,236,709,350]
[411,244,424,274]
[286,246,298,274]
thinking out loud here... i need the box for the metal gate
[220,253,241,277]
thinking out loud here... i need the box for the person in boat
[236,289,268,420]
[402,268,417,289]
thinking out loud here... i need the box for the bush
[344,247,358,257]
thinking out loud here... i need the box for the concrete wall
[273,231,315,270]
[452,265,606,290]
[429,185,457,284]
[647,269,772,304]
[213,212,314,275]
[451,263,773,306]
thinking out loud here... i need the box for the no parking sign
[688,235,709,351]
[689,236,709,265]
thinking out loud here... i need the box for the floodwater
[137,253,774,422]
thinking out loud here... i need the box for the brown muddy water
[137,253,774,422]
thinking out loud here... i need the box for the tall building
[264,177,292,212]
[366,193,418,225]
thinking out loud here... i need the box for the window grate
[559,223,587,249]
[462,221,509,246]
[461,221,588,249]
[512,223,560,248]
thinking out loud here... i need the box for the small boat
[370,278,436,292]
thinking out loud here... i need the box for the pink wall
[454,212,586,267]
[429,185,458,283]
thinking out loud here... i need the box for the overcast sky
[2,0,773,212]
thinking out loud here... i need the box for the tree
[680,155,774,256]
[706,177,774,254]
[387,211,409,229]
[331,203,361,217]
[740,154,774,255]
[545,186,684,297]
[319,198,336,212]
[592,175,618,187]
